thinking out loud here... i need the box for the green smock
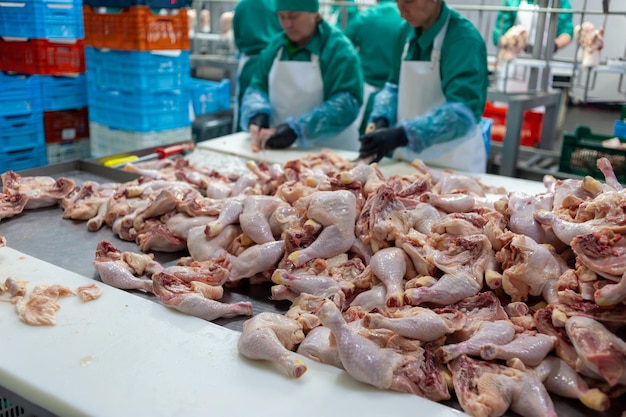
[232,0,282,131]
[249,19,363,105]
[387,3,488,123]
[492,0,574,47]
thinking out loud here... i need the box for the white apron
[393,18,487,173]
[268,47,360,151]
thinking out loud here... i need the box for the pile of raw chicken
[1,152,625,417]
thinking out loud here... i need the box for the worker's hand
[358,127,408,163]
[248,113,270,152]
[265,123,297,149]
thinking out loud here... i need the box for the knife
[103,143,195,168]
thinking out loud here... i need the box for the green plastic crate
[559,125,626,183]
[621,104,626,121]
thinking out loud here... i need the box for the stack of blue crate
[83,0,196,157]
[0,0,87,170]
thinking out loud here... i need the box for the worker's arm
[555,0,574,49]
[284,92,361,148]
[239,41,277,130]
[367,82,398,127]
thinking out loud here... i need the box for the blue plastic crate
[87,86,190,132]
[40,75,87,111]
[82,0,191,9]
[0,146,47,171]
[614,120,626,139]
[0,73,42,116]
[189,78,231,117]
[0,112,45,155]
[85,48,190,92]
[0,0,84,39]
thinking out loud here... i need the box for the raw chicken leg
[479,332,556,366]
[296,325,343,369]
[437,320,517,363]
[205,198,243,237]
[317,300,404,390]
[404,272,481,306]
[237,312,307,378]
[239,195,286,243]
[363,307,465,342]
[228,240,285,282]
[369,247,406,307]
[288,190,357,266]
[93,241,153,292]
[152,272,252,321]
[531,356,610,411]
[450,355,557,417]
[565,316,626,386]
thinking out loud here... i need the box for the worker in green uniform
[240,0,364,152]
[492,0,573,53]
[344,0,404,135]
[327,0,359,29]
[358,0,489,173]
[232,0,282,132]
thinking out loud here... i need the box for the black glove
[248,113,270,129]
[358,127,408,163]
[265,123,297,149]
[553,41,559,53]
[373,117,389,130]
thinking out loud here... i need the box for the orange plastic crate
[483,101,544,147]
[83,6,189,51]
[0,39,85,75]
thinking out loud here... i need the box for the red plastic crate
[0,38,85,75]
[483,102,544,147]
[83,6,189,50]
[43,107,90,144]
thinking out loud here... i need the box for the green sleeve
[440,36,489,122]
[320,33,363,104]
[557,0,574,37]
[492,0,517,46]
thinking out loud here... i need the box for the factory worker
[493,0,573,55]
[327,0,360,29]
[233,0,283,132]
[344,0,404,135]
[358,0,489,173]
[240,0,364,152]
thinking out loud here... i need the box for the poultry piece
[497,24,529,65]
[449,355,557,417]
[565,315,626,387]
[288,190,357,267]
[0,192,28,221]
[369,247,408,307]
[237,312,307,378]
[239,195,288,244]
[362,306,465,343]
[571,229,626,306]
[1,170,75,210]
[296,325,343,369]
[507,191,558,246]
[15,284,76,326]
[152,271,252,322]
[76,283,103,302]
[271,269,346,307]
[495,232,566,303]
[437,320,517,363]
[574,21,604,68]
[61,181,119,222]
[228,240,285,282]
[316,300,450,401]
[404,272,481,306]
[93,241,154,293]
[187,224,240,262]
[479,332,556,367]
[531,356,610,412]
